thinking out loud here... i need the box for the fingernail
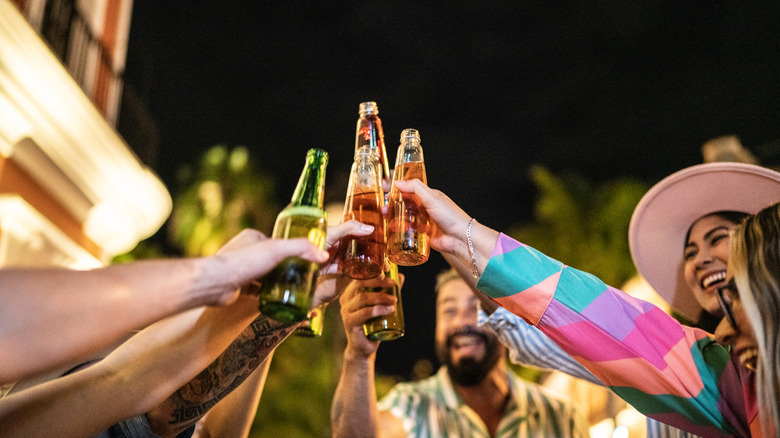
[360,223,375,232]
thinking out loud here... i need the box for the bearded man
[331,268,587,437]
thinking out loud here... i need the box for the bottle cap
[359,101,379,115]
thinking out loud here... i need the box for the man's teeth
[452,336,479,348]
[702,271,726,288]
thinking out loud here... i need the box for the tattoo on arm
[157,316,296,433]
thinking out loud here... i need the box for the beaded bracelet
[466,218,480,279]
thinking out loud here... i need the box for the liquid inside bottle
[338,190,385,278]
[362,260,404,341]
[258,148,328,323]
[338,146,386,279]
[259,206,327,323]
[294,303,327,337]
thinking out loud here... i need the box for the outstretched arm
[331,277,406,438]
[395,180,753,437]
[479,307,601,385]
[144,220,377,437]
[0,230,329,438]
[192,352,273,438]
[0,228,327,384]
[147,316,295,436]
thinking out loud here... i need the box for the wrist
[343,345,376,364]
[461,221,499,281]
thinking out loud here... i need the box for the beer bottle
[362,260,405,340]
[354,101,390,178]
[353,101,405,339]
[386,129,430,266]
[338,147,386,279]
[258,148,328,323]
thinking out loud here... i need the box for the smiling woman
[629,162,780,329]
[376,168,780,436]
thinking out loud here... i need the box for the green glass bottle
[258,148,328,323]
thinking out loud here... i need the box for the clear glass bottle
[352,102,405,340]
[354,101,390,178]
[386,129,430,266]
[338,147,386,279]
[258,148,328,323]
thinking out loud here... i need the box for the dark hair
[435,268,462,295]
[684,211,750,244]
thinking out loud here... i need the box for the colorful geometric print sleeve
[479,310,706,438]
[475,233,758,438]
[478,307,602,386]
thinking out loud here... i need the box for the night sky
[124,2,780,378]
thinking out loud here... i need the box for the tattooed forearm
[147,315,297,435]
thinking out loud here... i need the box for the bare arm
[142,220,376,437]
[330,277,406,438]
[0,231,330,438]
[0,229,329,384]
[147,315,295,436]
[0,294,261,437]
[192,352,274,438]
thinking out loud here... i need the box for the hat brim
[628,162,780,322]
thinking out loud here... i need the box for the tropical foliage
[507,165,648,288]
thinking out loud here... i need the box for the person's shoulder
[386,374,438,396]
[378,374,441,414]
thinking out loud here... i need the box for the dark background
[123,2,780,379]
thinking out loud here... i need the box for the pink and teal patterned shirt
[476,234,762,438]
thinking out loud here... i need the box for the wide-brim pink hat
[628,162,780,322]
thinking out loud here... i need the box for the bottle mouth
[400,128,420,142]
[307,148,329,163]
[359,101,379,115]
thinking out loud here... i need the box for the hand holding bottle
[258,149,329,323]
[211,229,330,303]
[312,220,377,309]
[338,276,400,358]
[391,179,499,279]
[387,129,431,266]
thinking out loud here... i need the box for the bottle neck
[355,115,389,178]
[291,150,328,208]
[396,129,423,165]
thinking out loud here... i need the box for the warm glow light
[612,425,629,438]
[589,418,616,438]
[0,196,101,269]
[0,93,34,153]
[0,2,172,259]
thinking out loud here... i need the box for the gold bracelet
[467,218,480,279]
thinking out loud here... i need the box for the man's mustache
[446,326,488,349]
